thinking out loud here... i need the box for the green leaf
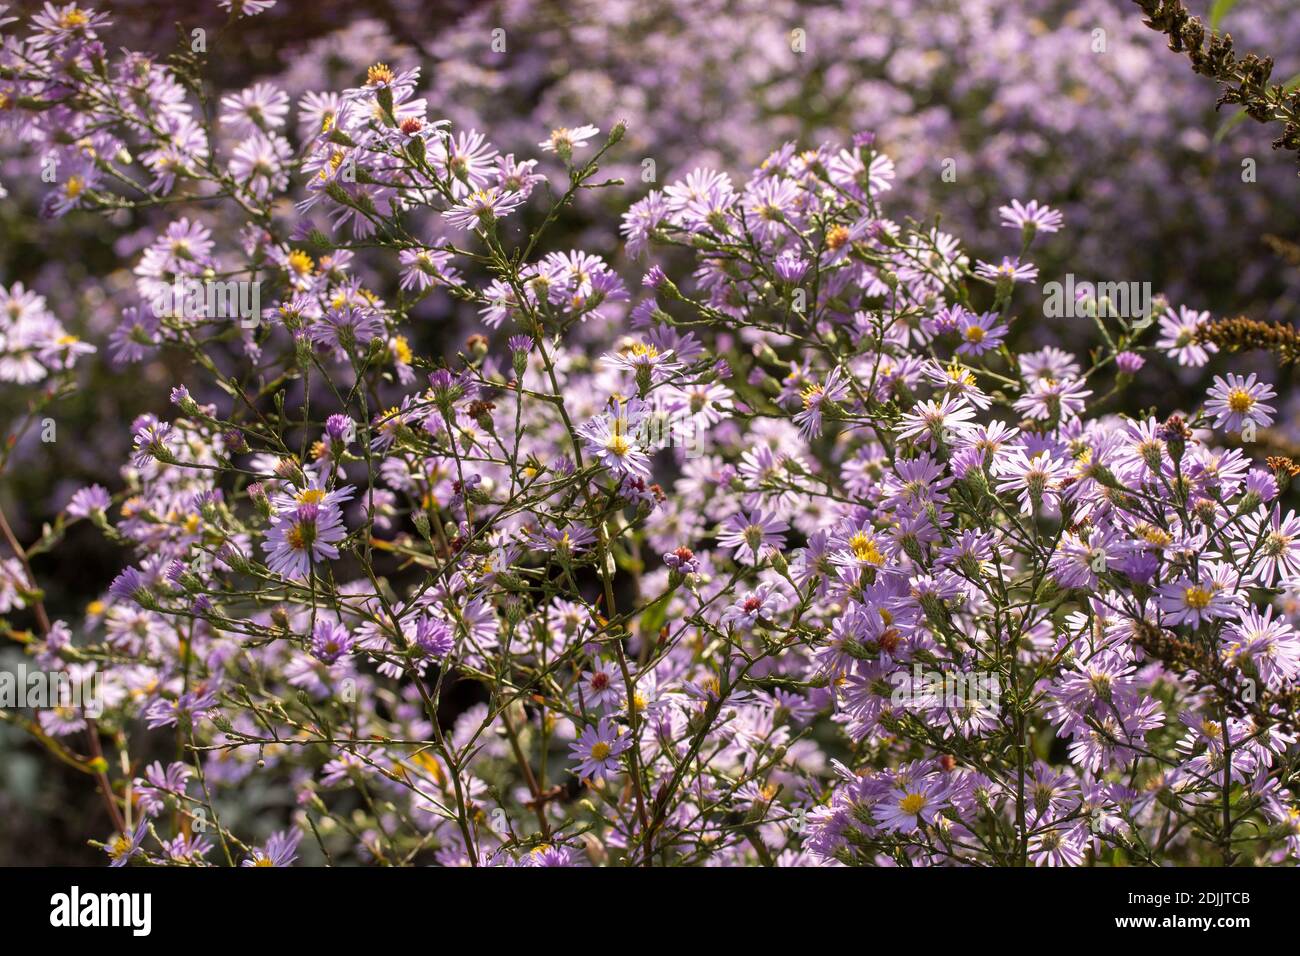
[1210,0,1239,31]
[1213,108,1248,145]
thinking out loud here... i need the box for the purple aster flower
[1028,825,1087,867]
[538,123,601,157]
[307,305,386,355]
[263,501,348,580]
[568,717,631,781]
[579,661,624,713]
[1244,468,1279,504]
[663,545,699,575]
[106,306,159,366]
[1115,350,1145,374]
[621,192,669,257]
[398,245,457,291]
[229,132,292,199]
[520,844,579,867]
[442,187,525,230]
[998,199,1063,236]
[495,153,545,196]
[411,615,453,660]
[66,484,110,519]
[973,256,1039,285]
[311,619,354,665]
[1237,506,1300,587]
[604,341,682,390]
[769,251,811,283]
[219,82,290,136]
[717,509,789,566]
[271,476,356,513]
[720,583,787,629]
[1204,372,1276,434]
[536,523,598,557]
[219,0,276,16]
[643,265,668,289]
[1012,376,1092,422]
[144,688,219,730]
[1157,575,1240,628]
[324,413,356,447]
[993,448,1069,515]
[161,833,214,864]
[130,419,174,467]
[242,829,302,867]
[104,820,149,867]
[955,311,1007,356]
[1156,305,1217,367]
[108,566,150,605]
[876,777,945,833]
[432,129,499,197]
[1224,605,1300,688]
[577,400,653,479]
[896,396,977,448]
[793,367,850,439]
[134,761,193,817]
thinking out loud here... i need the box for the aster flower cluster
[413,0,1300,321]
[8,0,1300,529]
[3,3,1300,870]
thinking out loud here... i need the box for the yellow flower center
[287,250,314,275]
[848,530,884,565]
[1183,586,1212,610]
[899,792,927,815]
[825,225,851,250]
[1137,523,1172,547]
[590,741,611,761]
[367,63,395,86]
[392,336,413,365]
[1226,388,1255,414]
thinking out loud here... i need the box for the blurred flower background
[2,0,1299,862]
